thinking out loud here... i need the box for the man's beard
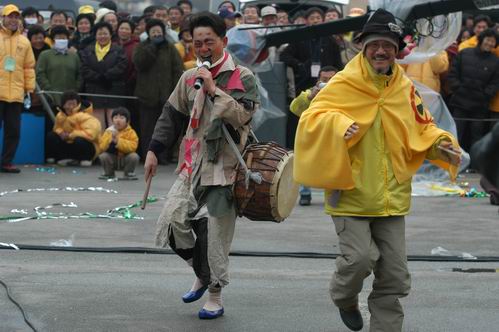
[375,66,390,74]
[372,56,391,74]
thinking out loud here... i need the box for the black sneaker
[299,194,311,206]
[339,306,363,331]
[99,174,115,180]
[120,174,138,181]
[0,164,21,173]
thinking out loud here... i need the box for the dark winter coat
[33,43,50,61]
[448,47,499,113]
[119,37,139,94]
[70,32,95,52]
[132,39,184,108]
[80,42,128,109]
[280,36,344,95]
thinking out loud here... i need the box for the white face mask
[25,17,38,25]
[54,39,69,53]
[139,31,148,42]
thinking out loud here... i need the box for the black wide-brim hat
[354,8,406,51]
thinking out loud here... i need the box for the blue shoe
[198,307,224,319]
[182,285,208,303]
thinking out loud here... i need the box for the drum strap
[222,124,262,189]
[238,185,255,214]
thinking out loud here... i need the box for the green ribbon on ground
[1,196,161,223]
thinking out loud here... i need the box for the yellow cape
[293,53,459,190]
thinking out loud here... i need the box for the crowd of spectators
[0,1,498,177]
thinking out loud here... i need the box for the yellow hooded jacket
[458,36,499,113]
[294,53,459,216]
[401,50,449,93]
[175,42,196,70]
[53,103,101,158]
[290,89,312,117]
[0,26,36,103]
[99,125,139,156]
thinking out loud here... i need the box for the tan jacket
[0,26,36,103]
[151,52,260,186]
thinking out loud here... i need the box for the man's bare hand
[144,151,158,181]
[111,130,118,144]
[344,123,359,140]
[438,140,462,166]
[59,131,69,140]
[307,85,321,100]
[196,67,216,96]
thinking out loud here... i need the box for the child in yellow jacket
[46,91,101,166]
[98,107,139,180]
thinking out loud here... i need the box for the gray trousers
[157,176,236,290]
[98,152,140,176]
[168,206,236,290]
[330,216,411,332]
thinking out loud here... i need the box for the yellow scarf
[293,53,459,190]
[95,42,111,61]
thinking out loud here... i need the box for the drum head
[272,154,299,221]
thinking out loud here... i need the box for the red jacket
[120,37,139,93]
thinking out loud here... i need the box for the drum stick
[141,175,152,210]
[438,145,461,165]
[437,145,461,157]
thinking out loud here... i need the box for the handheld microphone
[194,57,212,90]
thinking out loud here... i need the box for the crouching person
[98,107,139,179]
[46,91,100,166]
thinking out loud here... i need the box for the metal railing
[35,87,138,123]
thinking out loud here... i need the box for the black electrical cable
[2,244,499,262]
[0,279,37,332]
[1,245,497,332]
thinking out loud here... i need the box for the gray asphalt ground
[1,165,498,331]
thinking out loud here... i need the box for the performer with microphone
[144,12,259,320]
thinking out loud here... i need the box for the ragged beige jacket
[150,52,260,186]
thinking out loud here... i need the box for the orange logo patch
[410,85,433,124]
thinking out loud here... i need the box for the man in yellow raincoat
[294,9,461,332]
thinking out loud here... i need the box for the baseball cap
[79,5,95,15]
[219,8,236,19]
[261,6,277,17]
[2,4,20,16]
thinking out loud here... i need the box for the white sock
[190,277,204,292]
[202,289,223,311]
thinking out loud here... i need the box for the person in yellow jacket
[401,50,449,92]
[458,14,499,115]
[294,9,461,332]
[458,15,496,54]
[98,107,139,180]
[0,4,36,173]
[46,91,101,167]
[175,27,196,70]
[290,65,337,205]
